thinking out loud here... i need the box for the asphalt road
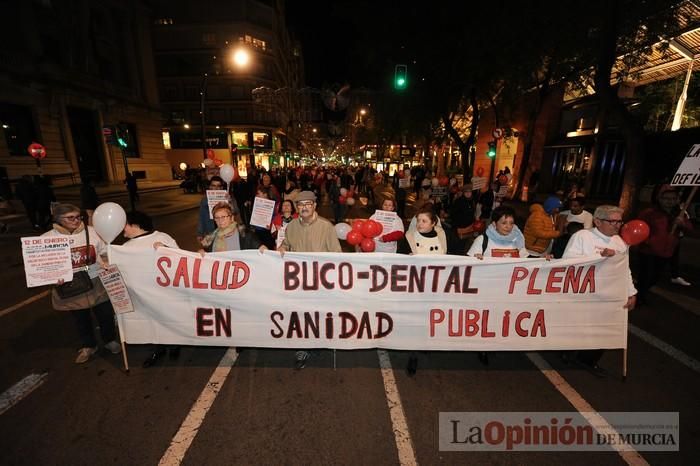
[0,207,699,465]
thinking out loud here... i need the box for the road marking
[0,290,50,318]
[0,373,48,416]
[526,352,648,466]
[377,350,418,466]
[630,324,700,373]
[158,348,238,466]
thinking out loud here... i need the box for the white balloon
[219,164,235,183]
[334,222,351,240]
[93,202,126,244]
[346,197,355,206]
[340,187,348,196]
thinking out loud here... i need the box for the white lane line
[0,373,49,415]
[158,347,238,466]
[526,352,648,466]
[377,350,418,466]
[0,290,50,318]
[629,324,700,373]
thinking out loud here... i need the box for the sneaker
[104,340,122,354]
[671,277,691,286]
[75,347,97,364]
[294,350,310,370]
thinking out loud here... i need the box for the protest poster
[250,197,276,229]
[206,190,230,219]
[21,235,73,287]
[98,265,134,314]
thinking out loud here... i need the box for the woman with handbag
[43,203,120,364]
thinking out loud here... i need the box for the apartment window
[0,103,39,156]
[162,131,171,149]
[243,34,266,50]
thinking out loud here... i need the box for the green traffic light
[118,137,128,148]
[396,77,405,87]
[487,141,497,158]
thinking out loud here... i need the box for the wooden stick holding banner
[671,185,697,235]
[99,263,135,373]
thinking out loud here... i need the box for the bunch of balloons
[338,187,356,206]
[335,219,383,252]
[620,219,650,246]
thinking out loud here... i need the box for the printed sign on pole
[670,144,700,186]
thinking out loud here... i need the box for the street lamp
[200,47,251,161]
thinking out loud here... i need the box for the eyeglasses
[61,215,82,221]
[214,215,232,220]
[297,201,314,207]
[599,218,624,225]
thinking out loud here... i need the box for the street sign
[670,144,700,186]
[27,142,46,159]
[492,128,504,140]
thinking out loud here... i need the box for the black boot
[477,352,489,366]
[406,355,418,377]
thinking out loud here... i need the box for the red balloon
[439,176,449,187]
[361,219,383,238]
[476,167,485,177]
[339,195,347,205]
[207,148,216,160]
[620,220,650,246]
[346,230,364,246]
[346,189,354,198]
[351,219,365,232]
[360,237,376,252]
[472,219,486,233]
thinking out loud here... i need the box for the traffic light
[487,141,497,158]
[394,64,407,90]
[115,124,129,149]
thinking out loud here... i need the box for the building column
[671,60,694,131]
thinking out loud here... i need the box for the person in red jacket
[636,185,693,301]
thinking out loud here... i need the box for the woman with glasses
[42,203,120,364]
[198,202,264,254]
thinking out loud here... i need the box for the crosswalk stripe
[0,373,49,416]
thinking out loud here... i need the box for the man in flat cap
[276,190,341,369]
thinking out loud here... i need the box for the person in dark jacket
[34,175,56,230]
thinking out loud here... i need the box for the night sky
[286,1,409,90]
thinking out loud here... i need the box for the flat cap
[296,191,317,202]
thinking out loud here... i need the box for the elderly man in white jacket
[562,205,637,378]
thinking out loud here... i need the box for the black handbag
[56,224,94,299]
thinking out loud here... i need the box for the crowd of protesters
[29,163,694,379]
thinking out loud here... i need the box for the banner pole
[622,348,627,382]
[671,185,698,235]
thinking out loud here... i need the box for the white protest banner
[21,235,73,287]
[98,265,134,314]
[471,176,486,191]
[670,144,700,186]
[111,248,630,351]
[206,190,230,219]
[372,210,399,237]
[250,197,276,229]
[398,177,410,188]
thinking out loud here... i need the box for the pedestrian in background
[524,195,562,258]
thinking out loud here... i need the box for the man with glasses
[275,191,341,369]
[562,205,637,378]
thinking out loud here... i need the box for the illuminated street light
[360,108,367,115]
[233,48,250,68]
[183,123,190,129]
[179,162,188,171]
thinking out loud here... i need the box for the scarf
[485,223,525,248]
[202,222,239,252]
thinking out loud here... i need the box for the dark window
[0,103,39,156]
